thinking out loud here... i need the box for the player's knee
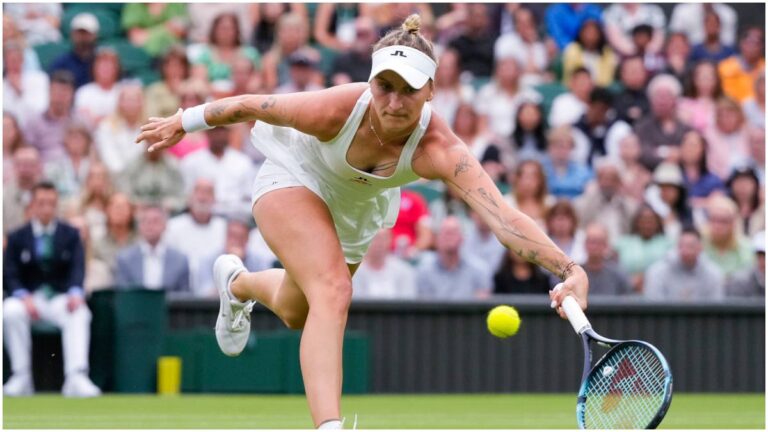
[312,276,353,317]
[3,298,29,323]
[282,310,308,330]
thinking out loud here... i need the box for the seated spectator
[3,4,62,46]
[746,127,765,183]
[145,46,189,118]
[615,133,652,203]
[115,205,190,293]
[669,3,737,47]
[475,56,524,138]
[562,19,617,87]
[462,209,506,273]
[23,70,76,163]
[603,3,666,57]
[574,158,638,241]
[504,159,553,228]
[548,67,594,129]
[181,126,255,219]
[312,3,361,52]
[581,223,633,296]
[274,48,324,94]
[572,87,630,166]
[362,3,434,38]
[689,10,737,63]
[718,27,765,103]
[494,7,550,88]
[726,231,765,297]
[431,48,475,127]
[700,195,755,279]
[250,3,307,54]
[429,186,473,234]
[540,126,593,199]
[261,13,319,92]
[3,147,42,235]
[645,163,693,240]
[187,4,256,45]
[390,188,433,260]
[545,200,586,266]
[197,217,272,298]
[224,55,264,98]
[660,32,692,83]
[679,131,726,210]
[121,3,187,57]
[190,12,260,94]
[3,40,49,126]
[544,3,603,51]
[448,3,498,78]
[48,13,99,88]
[3,113,27,184]
[493,248,551,295]
[44,123,93,204]
[76,162,113,242]
[742,75,765,129]
[118,142,186,213]
[678,61,723,133]
[632,24,666,75]
[614,204,674,292]
[705,97,751,180]
[3,182,101,397]
[508,99,547,163]
[613,56,650,126]
[644,227,724,300]
[94,83,146,175]
[65,215,112,294]
[726,167,764,236]
[91,192,137,275]
[452,103,503,181]
[164,178,227,295]
[416,217,491,299]
[73,47,122,129]
[634,74,693,170]
[330,16,377,86]
[352,228,417,299]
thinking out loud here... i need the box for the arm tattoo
[260,96,277,110]
[477,188,499,208]
[453,154,470,177]
[557,261,578,281]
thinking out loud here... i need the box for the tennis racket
[553,283,673,429]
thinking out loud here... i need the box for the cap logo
[390,50,407,58]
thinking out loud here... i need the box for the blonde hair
[373,14,436,62]
[703,195,743,250]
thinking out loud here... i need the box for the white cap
[71,13,99,34]
[368,45,436,89]
[752,231,765,253]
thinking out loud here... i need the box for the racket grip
[553,283,592,335]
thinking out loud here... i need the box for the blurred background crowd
[3,3,765,302]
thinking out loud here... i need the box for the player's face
[370,71,433,133]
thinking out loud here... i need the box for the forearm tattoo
[453,154,470,177]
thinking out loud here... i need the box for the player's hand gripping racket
[552,284,673,429]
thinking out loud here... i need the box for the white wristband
[181,103,213,133]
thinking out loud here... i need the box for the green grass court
[3,393,764,429]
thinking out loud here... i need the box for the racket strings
[582,344,668,429]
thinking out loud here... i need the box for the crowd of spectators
[4,3,765,303]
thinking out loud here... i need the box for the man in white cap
[49,12,99,88]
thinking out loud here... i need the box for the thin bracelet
[181,103,213,133]
[560,261,578,281]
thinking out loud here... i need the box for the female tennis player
[137,15,589,429]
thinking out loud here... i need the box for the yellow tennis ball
[487,305,521,338]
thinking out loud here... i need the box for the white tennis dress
[250,88,432,263]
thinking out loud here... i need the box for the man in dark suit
[114,205,190,294]
[3,182,101,397]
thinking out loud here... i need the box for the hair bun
[402,14,421,34]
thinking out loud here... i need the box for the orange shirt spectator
[718,27,765,102]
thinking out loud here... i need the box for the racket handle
[553,283,592,335]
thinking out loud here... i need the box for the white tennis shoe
[214,254,255,357]
[62,373,101,398]
[3,373,34,397]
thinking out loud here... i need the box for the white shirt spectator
[180,148,256,218]
[669,3,737,46]
[74,83,121,129]
[603,4,666,37]
[353,256,417,299]
[94,117,144,174]
[3,71,49,127]
[416,252,491,300]
[164,213,227,296]
[494,34,548,88]
[643,251,725,301]
[432,84,475,128]
[140,241,166,290]
[461,225,506,275]
[742,98,765,129]
[548,92,587,128]
[246,227,279,268]
[475,81,523,138]
[4,4,62,46]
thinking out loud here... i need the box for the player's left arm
[414,133,589,316]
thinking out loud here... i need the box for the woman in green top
[122,3,188,57]
[190,13,261,89]
[614,204,674,292]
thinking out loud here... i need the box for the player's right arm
[136,83,367,152]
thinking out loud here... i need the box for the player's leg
[2,297,34,395]
[251,187,354,428]
[229,267,309,329]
